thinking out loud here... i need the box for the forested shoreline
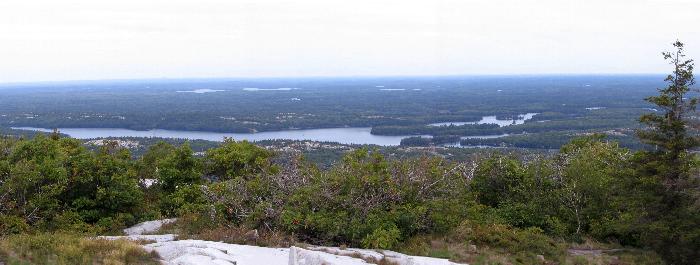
[0,75,664,152]
[0,75,661,134]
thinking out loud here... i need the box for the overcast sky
[1,0,699,83]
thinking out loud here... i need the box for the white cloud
[0,0,699,82]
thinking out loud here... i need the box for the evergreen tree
[637,40,698,191]
[633,41,700,265]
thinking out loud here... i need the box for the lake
[429,113,538,127]
[13,127,418,146]
[13,116,520,146]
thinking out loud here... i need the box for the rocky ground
[101,219,467,265]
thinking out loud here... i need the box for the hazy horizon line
[0,72,669,87]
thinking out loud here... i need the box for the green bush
[470,154,526,207]
[427,199,471,234]
[205,139,277,180]
[0,215,29,236]
[454,220,566,260]
[170,212,220,236]
[361,224,401,249]
[160,184,208,216]
[42,211,100,234]
[279,149,470,247]
[0,135,145,233]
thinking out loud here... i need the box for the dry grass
[0,233,160,265]
[155,213,298,248]
[190,226,297,247]
[399,233,664,265]
[162,221,297,248]
[564,249,664,265]
[564,237,663,265]
[398,221,568,264]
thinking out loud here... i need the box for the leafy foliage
[205,139,277,181]
[278,149,471,248]
[0,135,145,233]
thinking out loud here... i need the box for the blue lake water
[13,114,524,147]
[13,127,416,146]
[428,113,538,127]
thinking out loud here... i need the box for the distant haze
[1,0,699,83]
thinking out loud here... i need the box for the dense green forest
[0,75,672,150]
[0,75,663,134]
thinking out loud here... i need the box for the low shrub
[361,224,401,249]
[453,220,565,259]
[399,220,567,264]
[0,215,29,236]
